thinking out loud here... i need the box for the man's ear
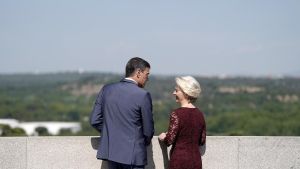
[136,69,141,78]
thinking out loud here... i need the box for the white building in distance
[0,119,81,136]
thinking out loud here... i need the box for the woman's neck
[180,100,195,108]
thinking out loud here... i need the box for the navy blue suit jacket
[90,79,154,166]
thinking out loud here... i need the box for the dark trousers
[107,160,144,169]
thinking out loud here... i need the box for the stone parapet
[0,136,299,169]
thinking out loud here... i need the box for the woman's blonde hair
[175,76,201,102]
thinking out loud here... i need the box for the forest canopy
[0,72,299,136]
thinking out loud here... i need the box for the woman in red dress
[159,76,206,169]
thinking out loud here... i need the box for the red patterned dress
[164,107,206,169]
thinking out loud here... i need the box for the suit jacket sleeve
[141,92,154,145]
[89,87,105,133]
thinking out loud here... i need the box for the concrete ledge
[0,136,300,169]
[0,137,27,169]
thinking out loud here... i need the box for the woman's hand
[158,132,166,141]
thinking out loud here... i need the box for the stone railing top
[0,136,299,169]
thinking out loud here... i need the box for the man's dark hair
[125,57,150,77]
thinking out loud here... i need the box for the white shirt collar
[125,77,138,84]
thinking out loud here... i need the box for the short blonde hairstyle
[175,76,201,99]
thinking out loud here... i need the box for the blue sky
[1,1,299,76]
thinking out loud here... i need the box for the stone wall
[0,136,299,169]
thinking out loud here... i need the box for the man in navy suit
[90,57,154,169]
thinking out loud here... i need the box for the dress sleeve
[199,118,206,146]
[164,111,179,146]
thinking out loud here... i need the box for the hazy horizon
[1,69,299,78]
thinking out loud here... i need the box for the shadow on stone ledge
[200,144,206,156]
[91,137,99,150]
[158,140,169,169]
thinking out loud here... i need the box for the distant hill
[0,72,300,136]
